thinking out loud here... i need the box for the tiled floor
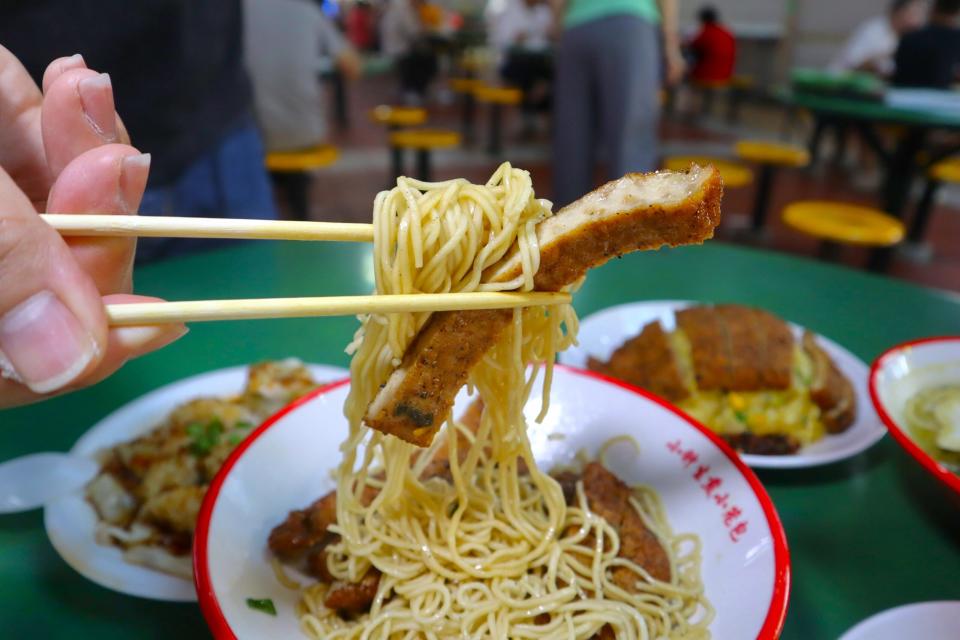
[284,75,960,294]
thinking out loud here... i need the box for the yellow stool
[450,78,484,145]
[783,200,905,270]
[369,105,428,129]
[265,145,338,220]
[909,158,960,248]
[450,78,483,94]
[388,129,461,181]
[474,85,523,156]
[663,156,753,189]
[265,145,338,172]
[736,140,810,233]
[370,106,429,182]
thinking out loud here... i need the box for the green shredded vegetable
[246,598,277,616]
[186,419,224,456]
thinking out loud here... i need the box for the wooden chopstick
[42,214,374,243]
[105,292,571,325]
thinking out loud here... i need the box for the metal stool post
[751,165,775,231]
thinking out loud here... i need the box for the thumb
[0,166,106,395]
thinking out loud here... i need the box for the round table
[2,241,959,638]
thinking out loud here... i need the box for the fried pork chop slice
[676,304,794,392]
[366,166,724,446]
[588,320,690,403]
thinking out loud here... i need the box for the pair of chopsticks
[42,215,570,326]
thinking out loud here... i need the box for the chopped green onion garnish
[186,419,224,456]
[246,598,276,616]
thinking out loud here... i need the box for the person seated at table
[0,0,279,263]
[828,0,928,77]
[686,6,736,85]
[893,0,960,88]
[244,0,361,153]
[492,0,556,136]
[0,46,187,409]
[381,0,438,104]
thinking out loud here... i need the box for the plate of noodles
[43,360,347,602]
[195,366,789,639]
[194,161,783,638]
[870,336,960,497]
[561,301,885,469]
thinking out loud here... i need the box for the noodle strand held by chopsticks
[293,164,711,639]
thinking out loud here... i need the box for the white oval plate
[195,366,790,640]
[43,363,348,602]
[840,601,960,640]
[560,301,885,469]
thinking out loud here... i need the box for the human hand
[664,47,686,87]
[337,48,364,81]
[0,46,187,408]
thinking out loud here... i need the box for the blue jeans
[136,117,277,262]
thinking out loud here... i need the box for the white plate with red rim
[870,336,960,496]
[42,363,348,602]
[560,300,885,469]
[839,601,960,640]
[194,365,790,640]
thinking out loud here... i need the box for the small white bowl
[560,301,886,469]
[870,336,960,496]
[839,601,960,640]
[43,363,348,602]
[194,366,790,639]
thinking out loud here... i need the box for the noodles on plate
[281,164,712,639]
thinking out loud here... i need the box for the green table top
[3,240,960,639]
[783,89,960,130]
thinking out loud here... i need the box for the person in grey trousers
[551,0,684,207]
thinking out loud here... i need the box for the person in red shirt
[687,6,736,83]
[346,1,376,51]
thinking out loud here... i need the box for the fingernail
[0,291,98,394]
[119,153,151,212]
[113,324,188,357]
[77,73,117,142]
[57,53,86,76]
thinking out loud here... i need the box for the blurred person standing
[0,0,279,262]
[893,0,960,88]
[829,0,928,77]
[492,0,555,135]
[244,0,361,152]
[381,0,437,103]
[551,0,684,207]
[687,5,736,84]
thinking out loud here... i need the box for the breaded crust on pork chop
[588,320,690,403]
[676,304,793,392]
[365,166,724,446]
[581,462,672,585]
